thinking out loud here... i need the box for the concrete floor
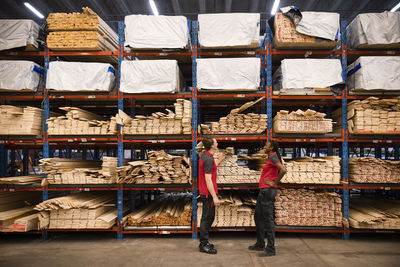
[1,232,399,267]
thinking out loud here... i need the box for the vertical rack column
[266,23,273,140]
[0,144,7,177]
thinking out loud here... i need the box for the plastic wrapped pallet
[0,60,41,92]
[120,60,182,93]
[197,58,260,90]
[273,59,343,95]
[348,57,400,92]
[124,15,189,49]
[198,13,260,48]
[347,12,400,49]
[46,61,115,92]
[0,20,39,51]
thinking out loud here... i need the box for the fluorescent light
[149,0,159,16]
[24,2,44,19]
[270,0,281,15]
[390,2,400,12]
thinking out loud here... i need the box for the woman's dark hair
[269,140,283,164]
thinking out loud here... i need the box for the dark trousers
[199,195,215,243]
[254,188,277,250]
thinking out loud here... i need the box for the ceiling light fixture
[390,2,400,12]
[270,0,281,15]
[149,0,159,16]
[24,2,44,19]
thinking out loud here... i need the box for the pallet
[199,41,259,50]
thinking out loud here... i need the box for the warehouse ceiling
[1,0,399,33]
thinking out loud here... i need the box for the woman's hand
[264,179,276,187]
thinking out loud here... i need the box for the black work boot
[258,247,276,257]
[248,243,265,251]
[199,241,217,254]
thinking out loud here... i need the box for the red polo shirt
[198,151,218,196]
[259,152,280,189]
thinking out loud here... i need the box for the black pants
[199,195,215,243]
[254,188,277,250]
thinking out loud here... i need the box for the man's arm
[215,153,225,166]
[205,173,220,206]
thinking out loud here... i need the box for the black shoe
[248,243,265,251]
[258,248,276,257]
[199,242,217,254]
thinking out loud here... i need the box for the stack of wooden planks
[0,105,43,135]
[333,97,400,134]
[349,157,400,183]
[350,198,400,229]
[47,107,117,135]
[35,192,118,229]
[117,150,191,184]
[118,99,192,135]
[275,189,342,227]
[0,175,42,185]
[124,193,191,227]
[273,109,332,134]
[46,7,118,51]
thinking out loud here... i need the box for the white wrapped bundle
[0,60,41,92]
[0,20,39,51]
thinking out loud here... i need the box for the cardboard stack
[0,105,43,135]
[349,157,400,183]
[273,109,332,134]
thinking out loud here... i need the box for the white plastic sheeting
[198,13,260,48]
[46,62,115,92]
[120,60,181,94]
[347,12,400,48]
[197,58,260,90]
[0,60,41,91]
[0,20,39,51]
[348,57,400,91]
[124,15,189,49]
[273,59,343,93]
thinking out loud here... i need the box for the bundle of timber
[124,193,191,227]
[333,97,400,134]
[46,7,118,51]
[239,149,269,170]
[350,198,400,229]
[275,189,342,227]
[0,105,43,135]
[47,107,117,135]
[117,99,192,135]
[35,192,118,229]
[197,191,257,227]
[0,175,42,185]
[282,156,341,184]
[349,157,400,183]
[117,151,191,184]
[273,109,332,134]
[0,192,42,232]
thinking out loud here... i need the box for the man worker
[198,136,225,254]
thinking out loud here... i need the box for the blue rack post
[266,23,273,140]
[0,144,7,177]
[23,146,29,175]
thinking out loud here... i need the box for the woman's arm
[274,162,286,186]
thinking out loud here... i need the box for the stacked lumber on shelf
[118,99,192,135]
[350,198,400,229]
[124,193,191,227]
[0,175,42,185]
[349,157,400,183]
[273,109,333,133]
[333,97,400,134]
[0,105,43,135]
[239,150,269,170]
[117,151,191,184]
[35,192,118,229]
[46,7,118,51]
[47,107,117,135]
[275,189,342,227]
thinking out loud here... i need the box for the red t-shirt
[198,151,218,196]
[259,152,280,189]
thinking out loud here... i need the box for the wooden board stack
[333,97,400,134]
[282,156,341,184]
[46,7,118,51]
[217,150,260,184]
[117,150,191,184]
[47,107,117,135]
[350,198,400,229]
[349,157,400,183]
[35,192,117,229]
[273,109,332,134]
[124,193,191,227]
[0,105,43,135]
[0,175,42,185]
[118,99,192,135]
[275,189,342,227]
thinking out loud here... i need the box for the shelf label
[246,51,256,55]
[387,140,392,143]
[159,188,165,191]
[88,95,96,99]
[9,188,15,192]
[67,139,73,142]
[295,139,301,142]
[81,138,87,142]
[84,188,90,191]
[159,140,165,143]
[160,231,170,234]
[159,53,168,56]
[236,94,245,98]
[214,52,222,56]
[10,52,17,56]
[386,51,395,55]
[151,140,157,143]
[310,139,316,142]
[372,140,379,143]
[0,141,4,144]
[231,138,237,141]
[309,187,315,190]
[384,187,391,190]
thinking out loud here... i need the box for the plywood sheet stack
[35,192,118,229]
[349,157,400,183]
[275,189,342,227]
[117,150,191,184]
[124,193,191,227]
[273,109,332,134]
[46,7,118,51]
[0,175,42,185]
[282,156,341,184]
[118,99,192,135]
[350,198,400,229]
[333,97,400,134]
[0,105,43,135]
[47,107,117,135]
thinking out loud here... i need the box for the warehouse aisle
[1,233,399,267]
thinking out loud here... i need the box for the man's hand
[218,153,225,162]
[264,179,275,187]
[213,196,221,206]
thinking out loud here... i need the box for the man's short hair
[203,136,214,151]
